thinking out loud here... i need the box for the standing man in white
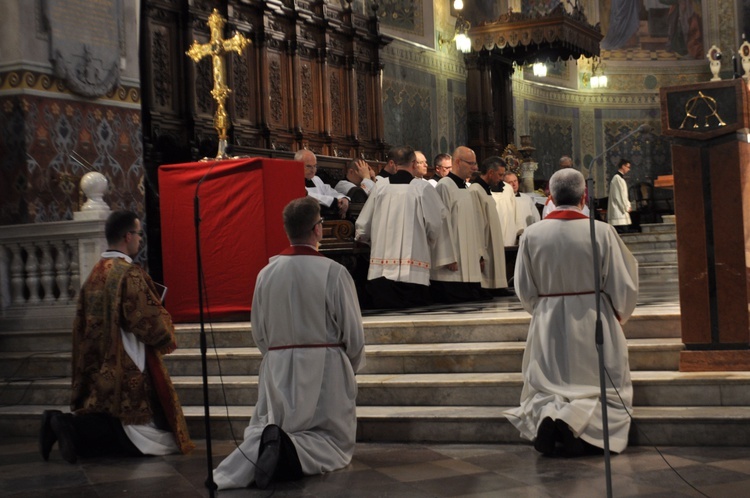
[607,158,633,233]
[505,168,638,457]
[213,196,365,490]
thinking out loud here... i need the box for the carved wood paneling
[140,0,392,245]
[357,73,369,139]
[301,62,314,131]
[329,69,343,136]
[268,54,285,127]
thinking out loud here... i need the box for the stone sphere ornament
[80,172,109,212]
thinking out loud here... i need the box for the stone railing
[0,219,107,315]
[0,172,110,329]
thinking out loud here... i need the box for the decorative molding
[513,79,660,109]
[382,42,466,80]
[0,70,140,106]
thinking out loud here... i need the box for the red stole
[279,245,325,257]
[545,209,588,220]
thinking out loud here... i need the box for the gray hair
[549,168,585,206]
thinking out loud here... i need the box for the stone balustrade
[0,219,107,315]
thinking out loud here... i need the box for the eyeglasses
[311,218,324,231]
[304,164,318,169]
[128,230,144,237]
[459,158,477,166]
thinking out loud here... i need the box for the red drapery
[158,158,304,322]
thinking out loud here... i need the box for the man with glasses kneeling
[212,196,366,490]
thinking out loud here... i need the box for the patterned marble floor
[3,437,749,497]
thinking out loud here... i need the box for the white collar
[101,250,133,264]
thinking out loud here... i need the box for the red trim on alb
[538,291,595,297]
[279,245,325,257]
[545,210,588,220]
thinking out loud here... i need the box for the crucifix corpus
[186,9,250,160]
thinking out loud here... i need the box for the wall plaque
[43,0,122,98]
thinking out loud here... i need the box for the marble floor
[3,437,749,497]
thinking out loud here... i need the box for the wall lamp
[438,0,472,53]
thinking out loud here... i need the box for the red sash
[268,343,345,351]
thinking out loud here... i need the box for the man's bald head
[452,146,478,179]
[559,156,573,169]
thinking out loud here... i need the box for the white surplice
[431,177,482,284]
[355,176,455,286]
[490,184,518,246]
[504,207,638,453]
[213,247,365,489]
[306,175,348,207]
[607,173,631,226]
[335,177,375,197]
[468,184,508,289]
[514,193,541,233]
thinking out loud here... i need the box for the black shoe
[39,410,62,461]
[50,413,78,464]
[533,417,558,456]
[255,425,282,490]
[204,477,218,491]
[555,419,585,458]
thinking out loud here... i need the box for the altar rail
[0,219,107,316]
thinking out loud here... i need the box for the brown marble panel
[710,141,750,344]
[672,144,711,344]
[680,350,750,372]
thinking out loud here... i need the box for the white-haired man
[296,149,349,218]
[505,168,638,458]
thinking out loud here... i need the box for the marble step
[638,262,679,277]
[640,222,676,234]
[0,338,683,379]
[10,367,750,412]
[621,234,677,252]
[1,309,679,352]
[633,249,677,264]
[4,404,750,446]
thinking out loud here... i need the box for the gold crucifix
[186,9,250,159]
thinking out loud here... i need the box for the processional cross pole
[186,9,250,160]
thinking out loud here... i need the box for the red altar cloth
[159,158,304,322]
